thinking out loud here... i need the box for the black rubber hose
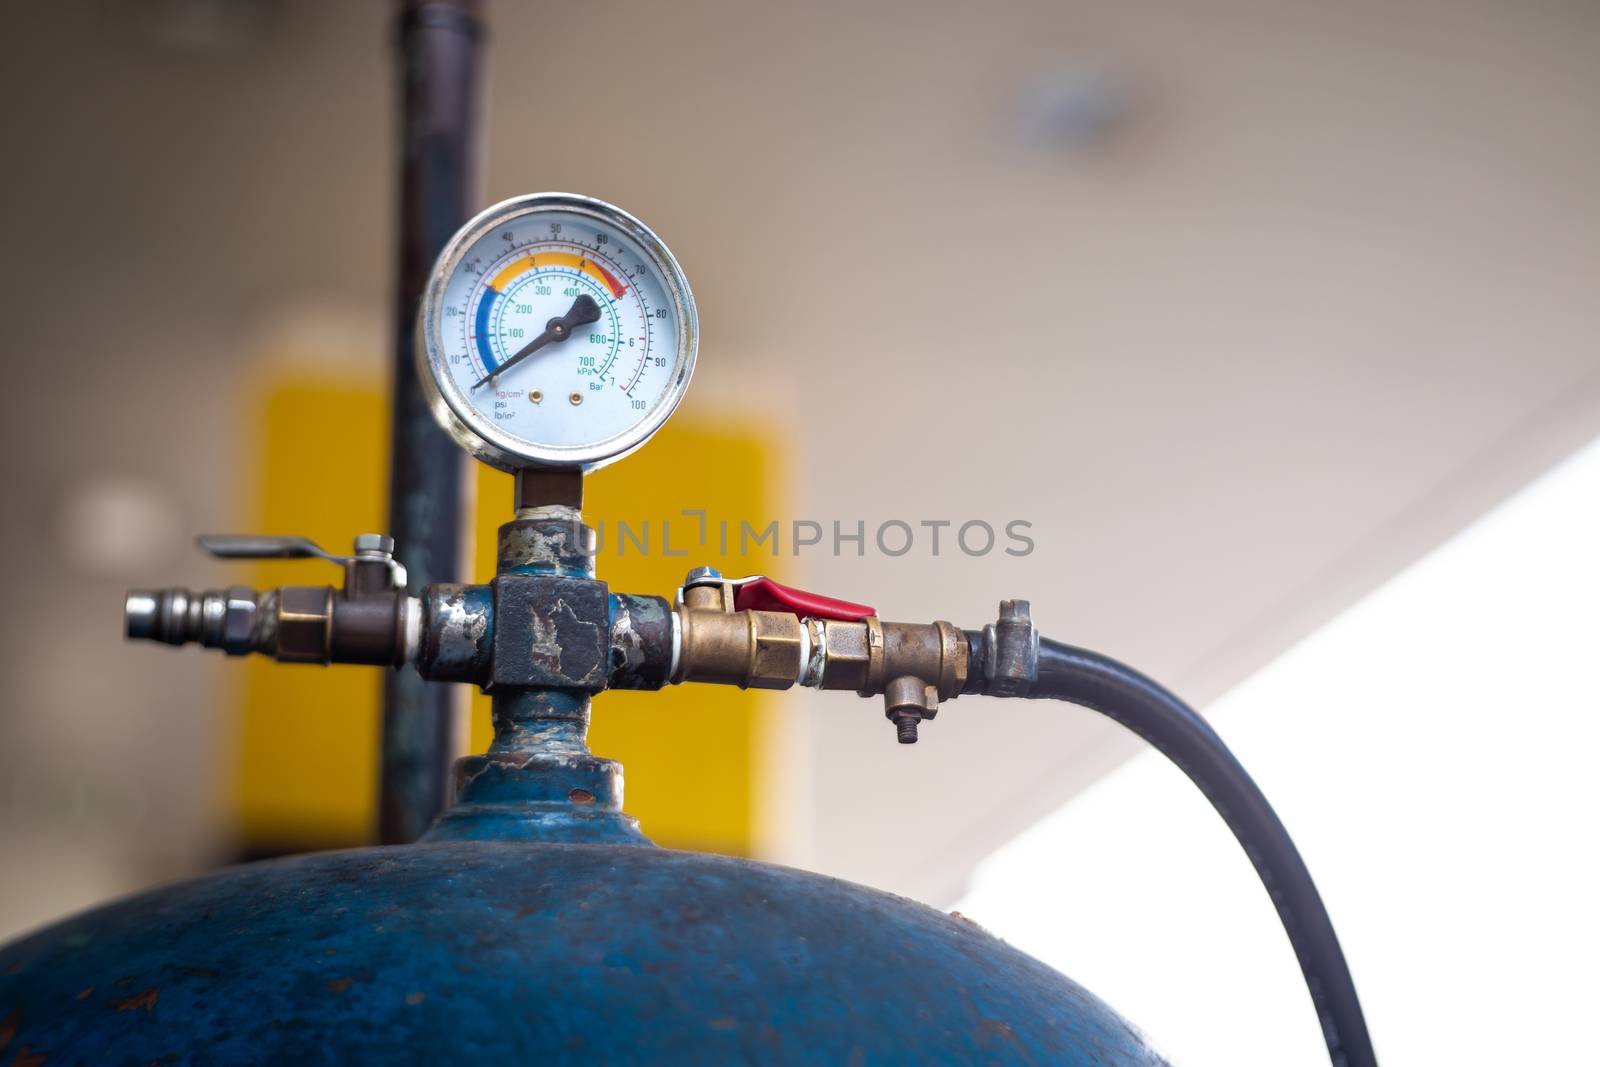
[1001,637,1377,1067]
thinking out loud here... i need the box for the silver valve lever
[197,533,407,589]
[197,534,346,563]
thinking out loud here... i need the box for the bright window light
[953,436,1600,1065]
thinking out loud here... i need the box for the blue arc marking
[475,290,500,372]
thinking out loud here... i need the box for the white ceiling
[1,0,1597,906]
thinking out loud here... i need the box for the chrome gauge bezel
[417,192,698,472]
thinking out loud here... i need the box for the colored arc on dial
[474,251,628,372]
[489,252,627,298]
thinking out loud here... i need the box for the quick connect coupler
[125,534,417,666]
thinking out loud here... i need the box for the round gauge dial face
[419,194,696,470]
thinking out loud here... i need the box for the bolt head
[354,533,395,556]
[684,565,723,586]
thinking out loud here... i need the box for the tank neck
[421,510,652,847]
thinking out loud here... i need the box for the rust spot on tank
[113,977,134,988]
[567,788,596,805]
[976,1018,1039,1066]
[707,1018,737,1031]
[9,1045,46,1067]
[326,978,353,994]
[2,961,20,975]
[0,1009,17,1047]
[405,992,426,1006]
[109,988,159,1013]
[74,988,93,1000]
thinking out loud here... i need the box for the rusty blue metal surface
[0,841,1167,1066]
[424,707,650,846]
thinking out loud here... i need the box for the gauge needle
[472,294,602,389]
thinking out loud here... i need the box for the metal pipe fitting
[608,593,675,691]
[125,586,263,656]
[799,617,967,700]
[982,599,1040,695]
[125,585,417,667]
[496,515,596,577]
[672,603,807,690]
[884,674,939,744]
[668,583,968,706]
[418,583,493,685]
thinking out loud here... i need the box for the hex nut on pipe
[748,612,805,690]
[277,585,335,663]
[674,605,804,690]
[815,619,873,692]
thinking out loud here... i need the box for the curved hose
[1002,637,1377,1067]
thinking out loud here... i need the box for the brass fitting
[256,584,415,667]
[674,583,806,690]
[807,618,967,700]
[884,674,939,744]
[670,572,971,744]
[273,585,337,663]
[813,617,965,744]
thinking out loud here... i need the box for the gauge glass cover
[418,193,697,470]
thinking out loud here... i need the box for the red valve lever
[731,577,876,622]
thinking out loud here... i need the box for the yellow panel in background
[235,374,783,859]
[234,380,386,850]
[471,421,784,858]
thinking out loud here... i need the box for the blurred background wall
[1,0,1597,1059]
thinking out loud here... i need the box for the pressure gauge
[418,193,697,471]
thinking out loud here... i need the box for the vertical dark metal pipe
[381,0,484,844]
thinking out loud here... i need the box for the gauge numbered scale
[418,193,697,471]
